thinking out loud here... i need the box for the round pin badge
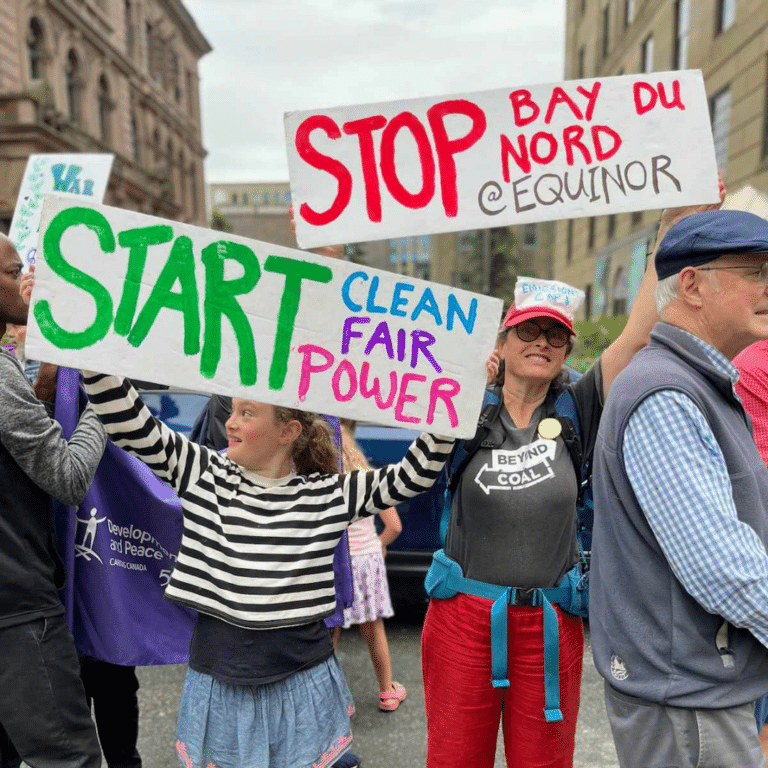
[537,418,562,440]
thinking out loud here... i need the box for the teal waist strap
[438,562,569,723]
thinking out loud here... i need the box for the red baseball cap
[502,277,585,336]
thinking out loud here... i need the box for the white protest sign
[25,195,503,438]
[285,70,720,248]
[9,153,114,266]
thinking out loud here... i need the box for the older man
[0,234,106,768]
[590,209,768,768]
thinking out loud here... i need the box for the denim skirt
[175,655,355,768]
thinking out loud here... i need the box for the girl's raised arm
[341,432,454,521]
[82,372,211,495]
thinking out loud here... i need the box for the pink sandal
[379,681,407,712]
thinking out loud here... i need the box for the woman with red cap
[420,193,725,768]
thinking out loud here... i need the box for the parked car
[140,389,210,437]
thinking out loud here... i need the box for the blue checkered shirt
[623,330,768,649]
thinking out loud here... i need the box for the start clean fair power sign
[285,70,720,248]
[25,196,503,438]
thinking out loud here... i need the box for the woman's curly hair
[273,407,339,475]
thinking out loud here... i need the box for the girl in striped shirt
[82,373,453,768]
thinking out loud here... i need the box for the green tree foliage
[569,314,629,372]
[210,209,233,233]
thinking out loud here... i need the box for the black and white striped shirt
[83,374,454,629]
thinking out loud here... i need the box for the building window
[588,217,596,250]
[185,70,195,117]
[584,284,593,321]
[65,50,80,123]
[147,22,163,85]
[613,268,628,315]
[716,0,736,34]
[625,0,634,28]
[97,75,112,144]
[27,18,45,79]
[178,152,186,211]
[602,5,610,59]
[522,223,537,247]
[152,128,161,166]
[607,214,617,240]
[674,0,690,69]
[130,114,141,161]
[641,34,654,73]
[710,86,732,174]
[190,162,198,220]
[172,51,182,103]
[124,0,134,56]
[577,46,586,79]
[566,220,573,264]
[231,193,238,205]
[166,140,174,195]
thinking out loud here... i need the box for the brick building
[557,0,768,319]
[0,0,211,231]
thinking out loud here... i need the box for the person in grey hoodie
[0,235,107,768]
[591,208,768,768]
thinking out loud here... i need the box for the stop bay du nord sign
[286,70,720,249]
[25,196,503,438]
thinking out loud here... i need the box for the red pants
[422,593,584,768]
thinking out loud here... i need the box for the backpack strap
[554,387,595,557]
[448,386,503,493]
[554,389,585,505]
[438,387,503,545]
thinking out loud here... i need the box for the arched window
[152,128,161,165]
[97,74,112,143]
[65,50,80,123]
[166,139,174,196]
[27,19,45,80]
[130,114,141,161]
[190,161,198,220]
[124,0,134,56]
[178,151,186,211]
[171,51,182,103]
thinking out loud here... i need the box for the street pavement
[131,607,619,768]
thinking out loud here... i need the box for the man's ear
[677,267,706,309]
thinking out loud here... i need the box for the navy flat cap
[655,209,768,279]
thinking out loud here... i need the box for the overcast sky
[183,0,567,183]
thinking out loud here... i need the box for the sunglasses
[697,262,768,284]
[513,321,570,348]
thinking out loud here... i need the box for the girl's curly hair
[273,407,339,475]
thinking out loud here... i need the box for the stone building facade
[557,0,768,319]
[0,0,211,232]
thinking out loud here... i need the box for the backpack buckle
[509,588,538,607]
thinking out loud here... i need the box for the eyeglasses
[698,262,768,285]
[513,321,570,348]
